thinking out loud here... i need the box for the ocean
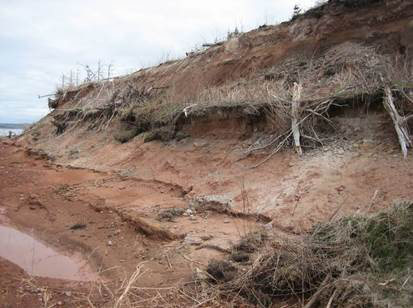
[0,128,23,137]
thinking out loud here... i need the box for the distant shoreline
[0,123,29,129]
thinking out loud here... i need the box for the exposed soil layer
[2,105,413,305]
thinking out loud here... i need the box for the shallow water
[0,225,96,281]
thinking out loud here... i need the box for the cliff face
[43,2,408,100]
[24,0,413,154]
[4,2,413,306]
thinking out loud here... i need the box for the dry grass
[48,42,413,160]
[112,264,144,308]
[204,200,413,307]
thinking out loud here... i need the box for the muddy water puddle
[0,225,96,281]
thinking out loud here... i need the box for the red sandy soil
[0,140,258,307]
[2,110,413,306]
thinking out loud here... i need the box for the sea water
[0,128,23,137]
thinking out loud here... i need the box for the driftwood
[383,86,412,158]
[292,82,303,155]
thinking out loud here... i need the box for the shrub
[212,201,413,307]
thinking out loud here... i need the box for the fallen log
[202,42,224,48]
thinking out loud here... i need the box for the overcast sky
[0,0,317,123]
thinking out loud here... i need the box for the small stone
[57,301,63,306]
[184,234,202,246]
[194,268,208,281]
[193,141,208,148]
[264,222,273,231]
[224,219,230,224]
[65,291,72,297]
[70,223,87,230]
[107,240,113,246]
[200,235,213,241]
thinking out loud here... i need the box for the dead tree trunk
[292,82,303,156]
[383,86,412,158]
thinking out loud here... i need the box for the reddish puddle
[0,225,96,281]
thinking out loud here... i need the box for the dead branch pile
[207,201,413,307]
[110,81,154,107]
[247,44,413,160]
[51,104,118,135]
[47,40,413,159]
[50,80,158,135]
